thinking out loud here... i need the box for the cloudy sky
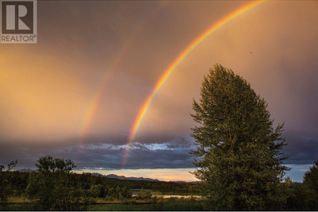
[0,0,317,180]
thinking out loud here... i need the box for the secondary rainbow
[126,0,264,149]
[79,4,167,142]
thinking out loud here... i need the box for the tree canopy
[192,64,287,210]
[35,156,75,174]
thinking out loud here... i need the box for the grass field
[0,200,205,211]
[89,200,205,211]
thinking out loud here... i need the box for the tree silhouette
[27,156,86,210]
[192,64,287,210]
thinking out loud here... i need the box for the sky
[0,0,318,181]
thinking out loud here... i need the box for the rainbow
[79,57,120,142]
[123,0,264,165]
[79,4,167,143]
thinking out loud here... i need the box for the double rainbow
[127,1,264,144]
[79,0,265,166]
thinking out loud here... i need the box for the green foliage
[36,155,75,173]
[107,185,132,199]
[133,189,152,200]
[90,184,106,198]
[0,170,9,202]
[303,160,318,209]
[26,156,88,210]
[0,160,18,202]
[283,180,308,210]
[1,157,318,210]
[87,200,205,211]
[192,64,287,210]
[4,154,317,210]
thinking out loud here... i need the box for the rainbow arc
[122,0,265,166]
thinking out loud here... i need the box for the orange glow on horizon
[75,168,198,182]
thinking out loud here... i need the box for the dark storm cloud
[0,136,196,169]
[1,133,317,170]
[283,131,318,164]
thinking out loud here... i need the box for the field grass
[0,195,206,211]
[88,200,205,211]
[0,200,205,211]
[0,203,35,210]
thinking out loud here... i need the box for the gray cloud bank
[0,131,317,169]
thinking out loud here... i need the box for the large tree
[192,64,287,210]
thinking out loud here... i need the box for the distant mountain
[16,169,161,182]
[105,174,159,182]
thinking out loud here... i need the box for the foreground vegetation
[0,200,206,211]
[0,157,318,210]
[0,156,202,210]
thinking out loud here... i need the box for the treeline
[284,161,318,210]
[0,156,200,210]
[1,156,318,210]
